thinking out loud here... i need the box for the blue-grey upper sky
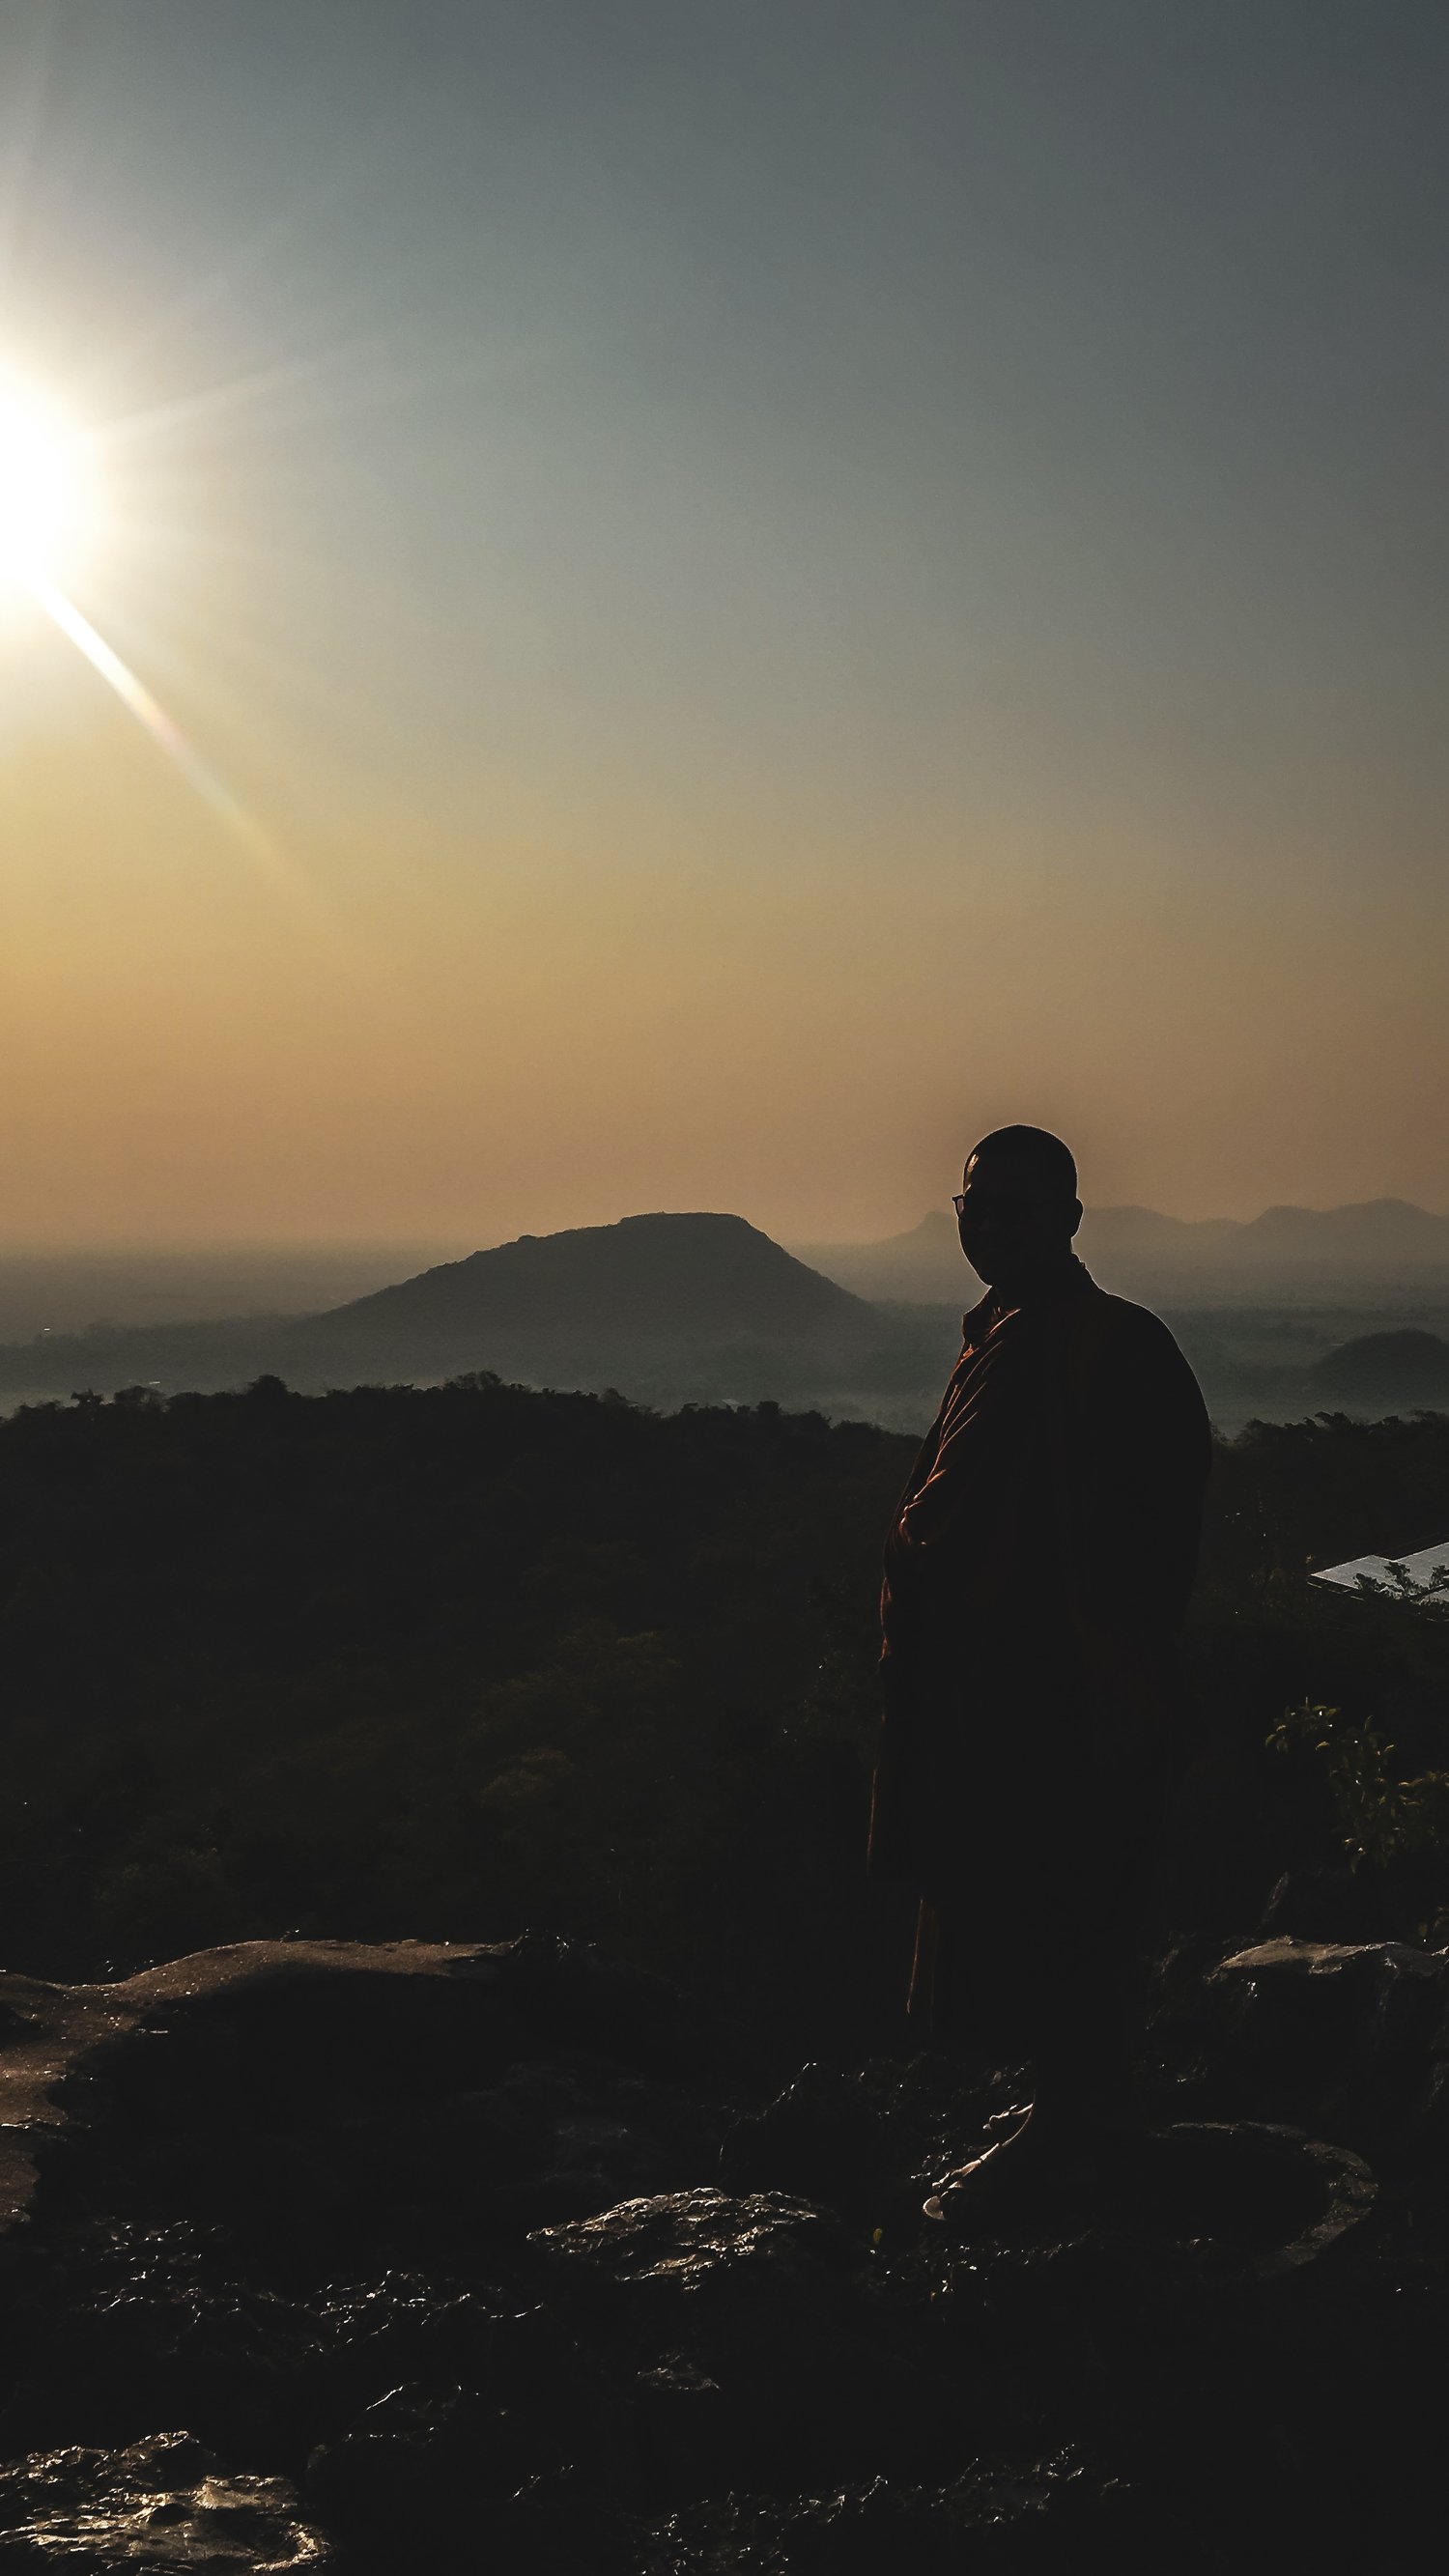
[0,0,1445,1242]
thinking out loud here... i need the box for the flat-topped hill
[285,1210,876,1375]
[0,1213,900,1408]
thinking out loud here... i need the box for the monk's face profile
[955,1147,1082,1294]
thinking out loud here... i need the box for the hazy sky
[0,0,1445,1246]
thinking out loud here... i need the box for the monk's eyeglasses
[952,1189,1035,1218]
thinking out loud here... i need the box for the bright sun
[0,382,90,585]
[0,361,275,869]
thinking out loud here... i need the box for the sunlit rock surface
[532,2188,847,2291]
[1208,1935,1449,2145]
[0,2433,329,2569]
[0,1931,1442,2570]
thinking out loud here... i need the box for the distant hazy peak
[1309,1327,1449,1402]
[1243,1199,1448,1238]
[795,1195,1449,1308]
[804,1197,1446,1259]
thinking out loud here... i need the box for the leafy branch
[1268,1698,1449,1875]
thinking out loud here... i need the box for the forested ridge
[3,1375,1449,2054]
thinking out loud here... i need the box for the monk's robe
[867,1256,1211,2049]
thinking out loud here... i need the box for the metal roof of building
[1310,1541,1449,1602]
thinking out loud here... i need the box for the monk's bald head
[956,1125,1083,1293]
[968,1125,1077,1200]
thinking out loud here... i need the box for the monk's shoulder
[1085,1283,1182,1347]
[1075,1282,1201,1388]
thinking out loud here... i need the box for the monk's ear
[1068,1197,1083,1239]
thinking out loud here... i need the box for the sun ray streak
[100,341,380,451]
[28,574,292,891]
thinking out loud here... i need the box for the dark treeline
[2,1375,1448,2060]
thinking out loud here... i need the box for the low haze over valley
[6,1198,1449,1431]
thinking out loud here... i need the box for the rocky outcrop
[0,1931,1442,2571]
[1206,1935,1449,2146]
[0,1933,704,2242]
[533,2188,849,2299]
[0,2434,330,2569]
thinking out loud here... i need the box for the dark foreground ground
[2,1384,1448,2567]
[0,1921,1443,2574]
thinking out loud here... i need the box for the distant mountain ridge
[798,1199,1449,1304]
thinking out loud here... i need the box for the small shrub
[1268,1698,1449,1878]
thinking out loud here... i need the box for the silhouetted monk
[867,1126,1211,2222]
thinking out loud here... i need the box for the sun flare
[0,380,93,585]
[0,362,286,881]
